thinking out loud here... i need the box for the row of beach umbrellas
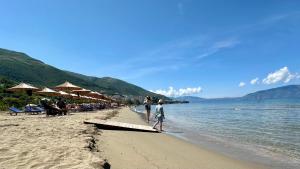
[6,81,112,103]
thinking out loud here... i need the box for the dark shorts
[145,105,151,111]
[157,116,163,122]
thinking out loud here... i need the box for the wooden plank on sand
[84,119,158,132]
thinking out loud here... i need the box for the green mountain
[0,48,166,98]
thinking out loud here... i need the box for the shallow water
[136,100,300,169]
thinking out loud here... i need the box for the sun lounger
[25,106,44,114]
[9,107,24,116]
[35,106,44,112]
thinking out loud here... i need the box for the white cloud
[250,78,259,85]
[213,39,240,49]
[151,86,202,97]
[262,67,299,84]
[197,38,240,59]
[239,82,246,87]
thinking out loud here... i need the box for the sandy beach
[0,108,269,169]
[99,107,269,169]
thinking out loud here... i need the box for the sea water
[135,99,300,169]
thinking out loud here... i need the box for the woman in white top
[153,99,165,132]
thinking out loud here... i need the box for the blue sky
[1,0,300,98]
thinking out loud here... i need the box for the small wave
[166,130,184,134]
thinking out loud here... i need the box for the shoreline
[99,107,269,169]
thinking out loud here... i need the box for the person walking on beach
[153,99,165,132]
[144,96,152,123]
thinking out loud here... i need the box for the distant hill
[176,85,300,102]
[175,96,207,103]
[243,85,300,100]
[176,96,240,103]
[0,48,166,98]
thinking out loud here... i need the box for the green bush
[3,97,25,108]
[0,101,8,111]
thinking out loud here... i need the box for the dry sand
[99,107,269,169]
[0,110,114,169]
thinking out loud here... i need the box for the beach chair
[9,107,24,116]
[35,106,44,112]
[25,106,44,115]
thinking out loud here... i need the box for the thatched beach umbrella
[80,96,94,102]
[54,81,81,91]
[36,87,60,97]
[58,91,71,98]
[98,99,109,103]
[84,96,91,100]
[70,93,78,98]
[7,82,39,96]
[81,96,90,100]
[72,88,91,97]
[88,96,97,103]
[88,91,104,98]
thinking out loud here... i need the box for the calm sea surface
[136,100,300,169]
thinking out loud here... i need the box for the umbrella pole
[26,90,32,115]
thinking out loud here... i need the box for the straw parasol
[88,91,104,98]
[58,91,71,98]
[79,96,94,102]
[80,96,90,100]
[7,82,39,96]
[70,93,78,98]
[72,88,91,96]
[36,87,60,96]
[54,81,81,91]
[98,99,109,103]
